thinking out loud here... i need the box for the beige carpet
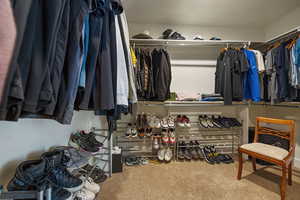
[98,161,300,200]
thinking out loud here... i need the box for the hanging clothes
[242,49,261,102]
[214,48,249,105]
[133,47,172,102]
[0,0,134,125]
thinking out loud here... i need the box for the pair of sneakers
[74,176,100,200]
[125,123,138,138]
[160,116,176,129]
[158,147,173,162]
[147,115,161,128]
[176,115,191,128]
[161,129,176,144]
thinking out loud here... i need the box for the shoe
[208,146,221,164]
[169,32,186,40]
[138,128,145,139]
[202,146,215,165]
[176,115,185,128]
[199,115,209,128]
[131,125,138,138]
[81,176,100,194]
[153,116,161,128]
[51,146,91,171]
[153,137,160,150]
[181,142,192,161]
[158,148,166,161]
[182,115,191,128]
[168,128,176,144]
[177,142,185,161]
[162,29,173,39]
[81,165,107,184]
[80,131,103,148]
[41,150,84,192]
[167,116,175,128]
[211,116,223,128]
[161,129,169,144]
[164,148,173,162]
[69,132,100,154]
[160,117,169,129]
[52,186,73,200]
[194,141,204,159]
[142,114,149,128]
[126,123,132,138]
[7,159,48,192]
[204,115,215,128]
[210,37,221,40]
[74,188,95,200]
[187,142,199,160]
[146,128,153,137]
[136,114,142,128]
[193,35,204,40]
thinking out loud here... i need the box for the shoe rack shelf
[0,187,52,200]
[114,102,246,162]
[89,128,113,177]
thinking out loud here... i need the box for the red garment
[0,0,16,99]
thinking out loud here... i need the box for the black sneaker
[202,146,215,164]
[81,131,103,148]
[41,151,84,192]
[7,159,48,192]
[69,132,100,153]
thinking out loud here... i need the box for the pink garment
[176,93,201,101]
[0,0,16,99]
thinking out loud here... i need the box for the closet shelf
[130,39,263,47]
[137,101,247,107]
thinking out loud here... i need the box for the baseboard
[294,158,300,169]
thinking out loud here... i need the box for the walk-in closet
[0,0,300,200]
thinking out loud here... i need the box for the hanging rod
[265,26,300,45]
[130,39,257,47]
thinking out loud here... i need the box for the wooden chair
[237,117,295,200]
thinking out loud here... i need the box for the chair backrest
[254,117,295,152]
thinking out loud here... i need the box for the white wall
[264,6,300,40]
[0,111,96,185]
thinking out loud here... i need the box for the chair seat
[240,143,289,160]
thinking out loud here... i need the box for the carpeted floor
[98,161,300,200]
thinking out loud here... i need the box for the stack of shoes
[69,131,103,154]
[199,115,242,128]
[161,128,176,144]
[202,145,234,165]
[177,141,203,161]
[176,115,191,128]
[162,29,186,40]
[7,149,85,200]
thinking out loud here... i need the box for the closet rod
[265,26,300,45]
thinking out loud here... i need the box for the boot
[7,159,48,191]
[41,150,83,192]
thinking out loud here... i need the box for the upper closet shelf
[130,39,263,48]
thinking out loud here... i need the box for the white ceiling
[123,0,300,28]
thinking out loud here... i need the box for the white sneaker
[83,177,100,194]
[164,148,173,162]
[74,188,95,200]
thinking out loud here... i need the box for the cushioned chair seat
[240,143,289,160]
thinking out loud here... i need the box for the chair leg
[252,157,257,171]
[237,152,243,180]
[281,167,287,200]
[288,162,293,186]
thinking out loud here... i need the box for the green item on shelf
[168,92,177,101]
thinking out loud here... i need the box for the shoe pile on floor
[6,147,107,200]
[198,115,242,128]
